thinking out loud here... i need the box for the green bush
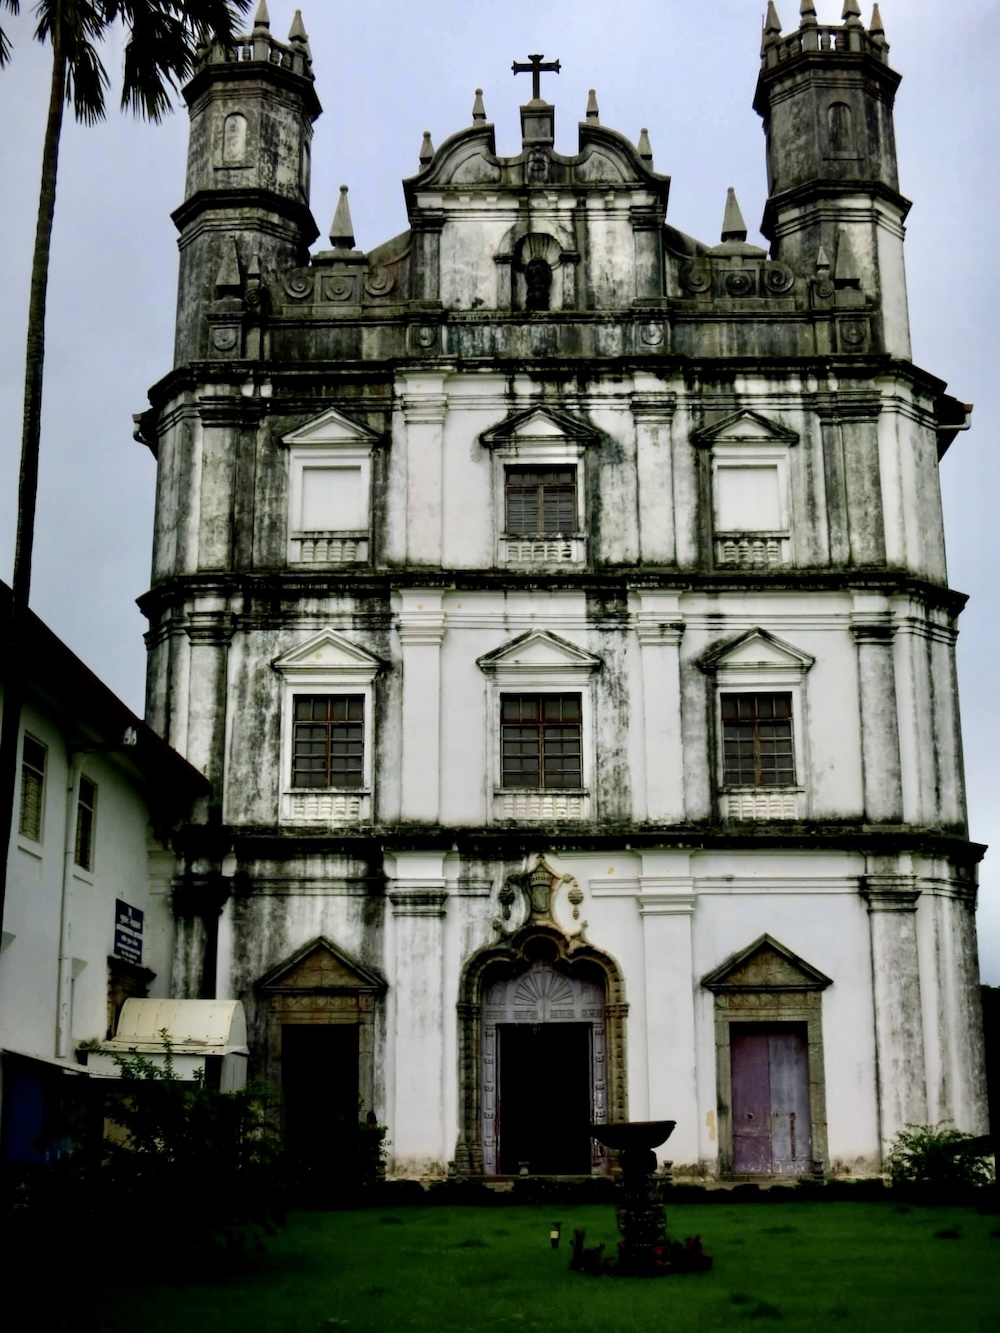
[886,1122,994,1194]
[102,1038,287,1260]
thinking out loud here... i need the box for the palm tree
[0,1,252,932]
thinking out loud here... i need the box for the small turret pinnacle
[764,2,782,37]
[816,245,831,272]
[253,0,270,28]
[834,229,860,288]
[215,236,242,297]
[472,89,487,122]
[842,0,862,21]
[869,4,885,38]
[330,185,355,250]
[799,0,817,19]
[586,89,600,122]
[419,131,435,167]
[637,128,653,163]
[721,187,748,243]
[288,9,308,41]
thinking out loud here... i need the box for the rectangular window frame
[711,443,792,570]
[504,466,579,539]
[74,773,98,871]
[291,694,366,791]
[720,692,797,789]
[500,692,584,791]
[18,733,46,843]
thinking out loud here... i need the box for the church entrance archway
[483,959,608,1175]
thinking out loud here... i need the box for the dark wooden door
[497,1023,592,1174]
[730,1024,812,1175]
[281,1024,359,1163]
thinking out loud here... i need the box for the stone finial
[764,2,782,37]
[419,131,435,167]
[637,128,653,163]
[215,236,242,297]
[816,245,831,272]
[799,0,817,19]
[253,0,270,28]
[288,9,309,43]
[586,89,600,122]
[330,185,355,249]
[842,0,862,20]
[721,187,748,243]
[472,88,487,122]
[870,3,885,38]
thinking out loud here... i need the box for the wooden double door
[730,1023,813,1175]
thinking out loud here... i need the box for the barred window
[721,693,796,787]
[501,694,582,790]
[505,467,576,536]
[18,735,46,841]
[292,695,365,788]
[75,775,97,870]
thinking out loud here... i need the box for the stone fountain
[588,1121,711,1276]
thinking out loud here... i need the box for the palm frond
[65,37,109,124]
[106,2,252,122]
[0,0,20,69]
[33,0,109,121]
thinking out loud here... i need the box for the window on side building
[505,467,577,537]
[18,734,46,841]
[74,775,97,870]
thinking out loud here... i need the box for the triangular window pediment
[478,629,602,676]
[699,627,814,677]
[282,406,380,449]
[480,406,599,450]
[702,934,832,993]
[272,627,384,676]
[258,938,386,994]
[693,410,798,450]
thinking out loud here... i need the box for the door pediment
[258,937,386,995]
[702,934,832,993]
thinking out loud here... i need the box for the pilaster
[386,851,449,1173]
[184,602,236,800]
[632,391,677,564]
[397,590,446,822]
[861,872,927,1150]
[851,595,902,822]
[399,373,448,566]
[638,852,698,1167]
[633,592,685,821]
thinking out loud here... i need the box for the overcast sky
[1,1,997,978]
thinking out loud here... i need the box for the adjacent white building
[137,5,989,1179]
[0,583,209,1166]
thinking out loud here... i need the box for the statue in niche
[524,257,552,311]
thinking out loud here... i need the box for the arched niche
[454,924,627,1176]
[494,226,579,313]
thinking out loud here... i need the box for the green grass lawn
[90,1201,1000,1333]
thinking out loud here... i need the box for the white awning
[103,998,248,1055]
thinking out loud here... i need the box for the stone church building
[137,3,988,1178]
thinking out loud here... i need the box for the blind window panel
[715,465,782,532]
[299,466,365,532]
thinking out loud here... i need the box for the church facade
[138,3,988,1178]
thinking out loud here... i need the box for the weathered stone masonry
[139,5,987,1179]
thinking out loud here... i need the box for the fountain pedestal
[590,1120,710,1277]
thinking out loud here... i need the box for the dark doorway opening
[497,1022,592,1174]
[281,1024,359,1163]
[730,1023,812,1175]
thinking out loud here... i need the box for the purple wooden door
[730,1025,812,1175]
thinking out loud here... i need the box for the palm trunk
[0,32,67,937]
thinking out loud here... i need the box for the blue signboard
[114,899,144,965]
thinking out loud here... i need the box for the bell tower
[753,2,910,355]
[171,3,321,364]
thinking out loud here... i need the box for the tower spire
[764,2,782,38]
[721,187,748,243]
[842,0,862,21]
[330,185,355,250]
[870,4,885,39]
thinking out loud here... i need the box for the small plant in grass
[886,1122,994,1194]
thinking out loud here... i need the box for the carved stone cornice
[185,611,236,647]
[860,875,920,912]
[388,889,448,918]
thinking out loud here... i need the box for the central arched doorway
[455,919,628,1177]
[483,959,606,1175]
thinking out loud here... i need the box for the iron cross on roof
[512,53,561,101]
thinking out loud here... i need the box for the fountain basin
[590,1120,675,1153]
